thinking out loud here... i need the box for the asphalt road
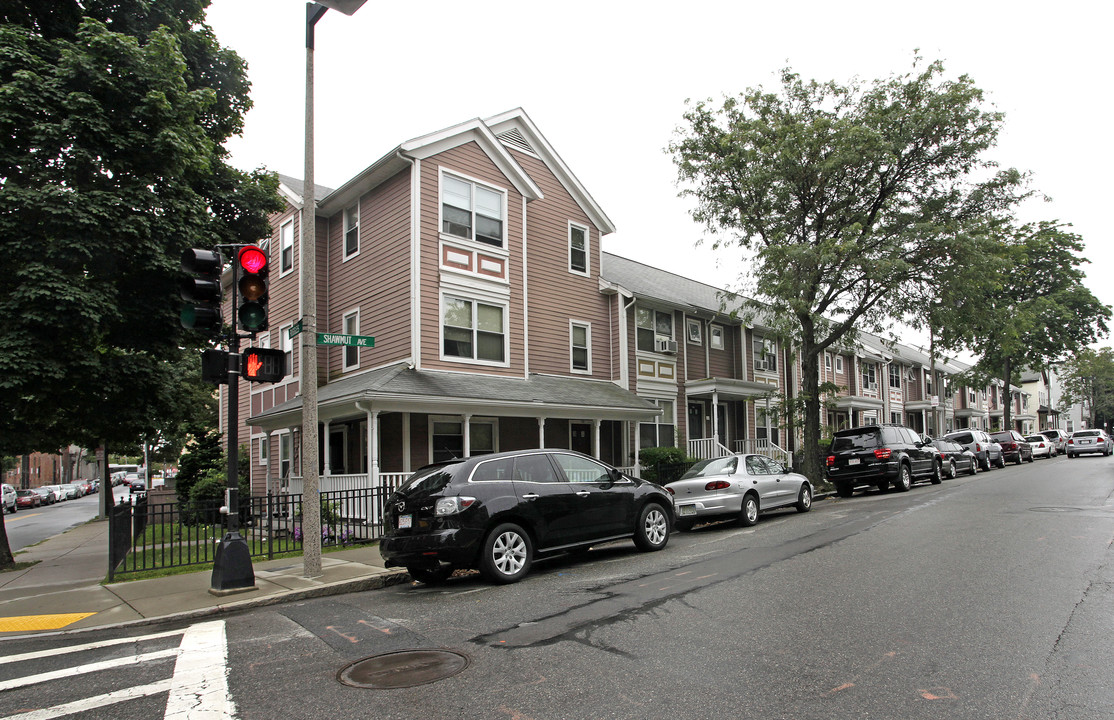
[1,454,1111,719]
[3,486,130,552]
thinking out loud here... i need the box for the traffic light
[180,249,223,334]
[241,347,286,383]
[237,245,268,333]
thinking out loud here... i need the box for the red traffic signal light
[237,245,269,332]
[241,347,286,383]
[180,249,223,334]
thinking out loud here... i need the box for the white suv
[2,483,16,514]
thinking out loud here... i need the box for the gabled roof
[601,252,759,324]
[277,174,334,208]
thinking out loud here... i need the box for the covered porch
[248,363,661,494]
[683,377,791,466]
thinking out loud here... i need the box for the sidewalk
[0,519,408,637]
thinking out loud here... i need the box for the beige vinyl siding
[322,170,412,378]
[418,142,524,376]
[511,151,612,379]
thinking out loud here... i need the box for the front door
[571,422,592,455]
[717,404,728,447]
[688,403,705,439]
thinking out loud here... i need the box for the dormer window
[442,174,505,248]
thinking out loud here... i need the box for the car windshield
[831,430,881,451]
[679,456,738,479]
[946,432,974,445]
[1074,431,1099,437]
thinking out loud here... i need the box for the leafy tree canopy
[1056,347,1114,430]
[669,58,1024,481]
[0,0,282,455]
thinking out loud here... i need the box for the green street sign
[288,319,303,339]
[316,332,375,348]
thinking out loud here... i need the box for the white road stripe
[0,649,178,692]
[164,620,236,720]
[0,679,173,720]
[0,629,186,666]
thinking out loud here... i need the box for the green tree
[1057,348,1114,430]
[669,59,1024,482]
[0,1,281,457]
[945,222,1110,429]
[175,427,224,506]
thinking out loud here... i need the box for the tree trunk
[1002,356,1013,431]
[20,454,29,490]
[798,339,824,484]
[62,446,72,484]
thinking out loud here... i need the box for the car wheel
[947,459,957,479]
[836,485,854,498]
[795,484,812,513]
[737,494,760,527]
[996,455,1006,468]
[1027,452,1034,463]
[407,564,453,585]
[930,461,943,485]
[674,518,695,532]
[634,503,670,551]
[969,459,978,476]
[894,464,912,492]
[1015,453,1023,465]
[981,455,991,471]
[479,523,533,584]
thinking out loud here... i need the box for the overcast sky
[206,0,1112,352]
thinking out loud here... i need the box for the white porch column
[712,390,721,446]
[402,412,411,472]
[321,420,331,477]
[463,413,472,459]
[370,409,379,486]
[538,417,546,448]
[592,419,601,459]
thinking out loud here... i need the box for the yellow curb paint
[0,612,96,632]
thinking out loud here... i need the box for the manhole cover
[1029,507,1082,513]
[337,649,470,689]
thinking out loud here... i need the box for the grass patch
[0,560,40,574]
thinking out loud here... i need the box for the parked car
[2,483,16,514]
[1066,429,1113,458]
[991,430,1033,464]
[664,454,812,531]
[124,472,141,488]
[129,479,147,492]
[45,484,68,501]
[943,428,1005,471]
[379,449,673,584]
[1026,435,1052,459]
[825,424,943,497]
[32,486,58,505]
[928,437,979,477]
[1040,429,1068,456]
[15,489,41,509]
[60,483,82,500]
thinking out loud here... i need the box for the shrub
[639,446,694,483]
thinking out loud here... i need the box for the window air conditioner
[868,382,878,391]
[655,338,677,354]
[754,359,767,372]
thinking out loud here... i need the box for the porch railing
[687,437,733,460]
[733,438,792,467]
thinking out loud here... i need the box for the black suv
[379,449,674,584]
[825,424,943,498]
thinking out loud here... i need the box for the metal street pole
[299,0,366,579]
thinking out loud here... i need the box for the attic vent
[497,128,536,155]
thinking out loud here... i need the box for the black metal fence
[107,486,394,581]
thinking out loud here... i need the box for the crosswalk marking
[0,620,237,720]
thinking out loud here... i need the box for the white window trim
[825,353,832,371]
[710,324,724,350]
[428,415,499,462]
[438,168,509,251]
[342,307,360,372]
[570,320,592,374]
[279,217,294,277]
[835,356,844,373]
[568,221,590,277]
[636,306,675,353]
[279,322,294,381]
[343,202,360,261]
[439,293,510,368]
[686,319,702,345]
[257,434,268,464]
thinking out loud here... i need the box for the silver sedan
[665,454,812,531]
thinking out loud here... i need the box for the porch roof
[684,377,779,402]
[249,363,662,430]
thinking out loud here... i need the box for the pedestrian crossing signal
[240,347,286,383]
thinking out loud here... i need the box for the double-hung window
[862,363,877,391]
[710,325,724,350]
[639,400,675,449]
[280,322,293,377]
[443,296,505,363]
[442,174,504,247]
[431,417,496,463]
[280,218,294,274]
[636,307,673,353]
[569,223,588,275]
[889,364,901,389]
[343,309,360,371]
[753,337,777,373]
[571,322,590,373]
[343,204,359,259]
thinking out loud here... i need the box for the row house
[224,109,1049,491]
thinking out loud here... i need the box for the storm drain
[337,649,470,689]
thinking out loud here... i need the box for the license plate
[848,458,860,465]
[398,514,412,529]
[1080,440,1092,445]
[678,505,697,517]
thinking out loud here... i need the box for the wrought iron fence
[107,486,395,581]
